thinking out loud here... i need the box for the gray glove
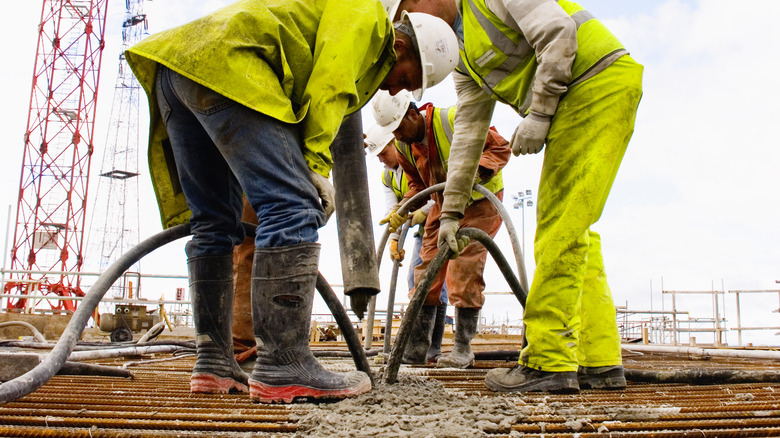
[511,112,551,156]
[310,170,335,222]
[437,214,470,258]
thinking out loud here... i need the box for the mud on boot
[437,307,478,369]
[578,365,626,390]
[248,244,371,403]
[188,255,249,394]
[401,305,437,365]
[485,365,579,394]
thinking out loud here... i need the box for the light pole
[512,190,534,261]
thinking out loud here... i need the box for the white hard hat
[364,124,395,157]
[370,89,413,135]
[380,0,401,21]
[398,11,459,100]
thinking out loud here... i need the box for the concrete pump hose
[375,183,528,291]
[384,227,527,384]
[0,223,192,404]
[1,222,372,403]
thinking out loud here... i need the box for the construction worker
[364,126,448,363]
[372,90,510,368]
[395,0,644,392]
[125,0,459,403]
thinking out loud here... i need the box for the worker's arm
[500,0,576,116]
[302,0,394,177]
[476,127,511,181]
[441,73,497,217]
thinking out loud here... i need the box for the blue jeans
[155,67,324,258]
[408,233,448,304]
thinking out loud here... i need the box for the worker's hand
[389,239,405,263]
[511,112,551,156]
[379,204,408,233]
[310,171,335,222]
[410,209,428,227]
[437,214,469,258]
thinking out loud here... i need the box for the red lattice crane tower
[5,0,109,313]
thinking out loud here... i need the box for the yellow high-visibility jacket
[126,0,395,228]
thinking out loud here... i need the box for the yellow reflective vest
[382,167,409,201]
[459,0,627,112]
[126,0,395,228]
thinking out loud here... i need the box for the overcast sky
[2,1,779,346]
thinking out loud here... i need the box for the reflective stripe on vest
[430,106,503,201]
[382,167,408,200]
[458,0,626,111]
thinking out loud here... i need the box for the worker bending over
[372,90,510,368]
[394,0,643,392]
[126,0,458,403]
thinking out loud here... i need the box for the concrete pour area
[1,344,780,437]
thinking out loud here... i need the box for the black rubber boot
[401,305,437,365]
[426,304,447,363]
[485,365,579,394]
[437,307,478,369]
[578,365,626,389]
[188,255,249,394]
[249,244,371,403]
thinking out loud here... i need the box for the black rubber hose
[385,236,452,384]
[624,368,780,384]
[384,227,528,384]
[0,223,192,404]
[316,274,374,386]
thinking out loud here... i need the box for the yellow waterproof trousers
[520,56,643,372]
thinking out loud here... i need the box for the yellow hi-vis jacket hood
[126,0,395,228]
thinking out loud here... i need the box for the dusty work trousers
[520,56,644,372]
[413,192,503,309]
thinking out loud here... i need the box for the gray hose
[384,227,528,384]
[0,222,372,403]
[0,223,192,404]
[375,183,528,291]
[0,321,48,345]
[383,221,411,355]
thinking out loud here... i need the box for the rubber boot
[578,365,626,390]
[401,305,437,365]
[249,244,371,403]
[436,307,478,369]
[485,365,579,394]
[426,304,447,363]
[189,255,249,394]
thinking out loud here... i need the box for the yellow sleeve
[301,0,394,177]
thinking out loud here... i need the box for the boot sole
[191,373,249,394]
[249,378,371,404]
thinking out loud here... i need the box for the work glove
[437,214,470,259]
[410,208,428,227]
[389,239,405,263]
[379,204,408,233]
[511,112,551,156]
[310,170,335,222]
